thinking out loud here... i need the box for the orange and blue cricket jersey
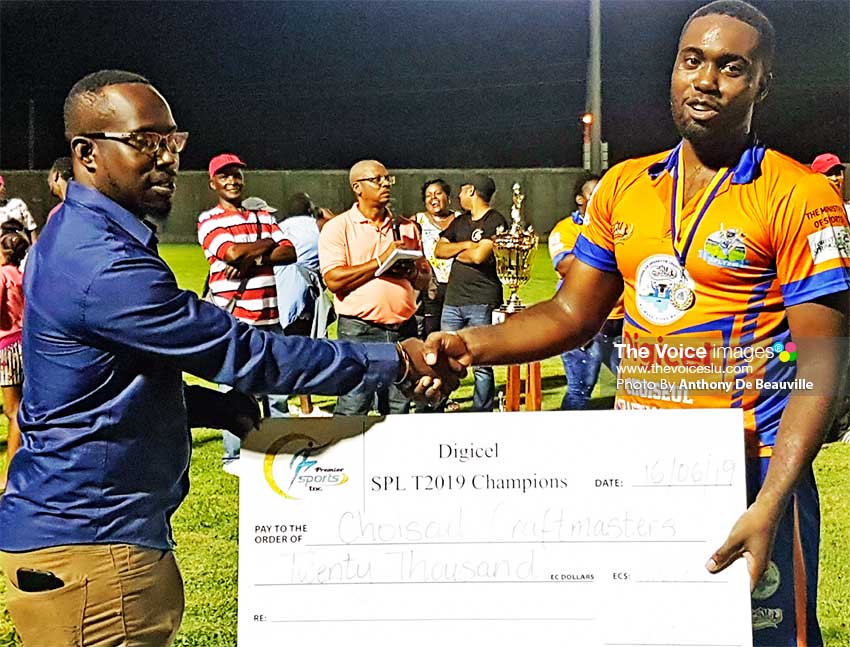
[575,140,850,646]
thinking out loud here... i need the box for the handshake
[395,332,475,407]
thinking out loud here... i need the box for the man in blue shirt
[0,69,459,647]
[271,192,332,417]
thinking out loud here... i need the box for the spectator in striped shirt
[197,153,296,471]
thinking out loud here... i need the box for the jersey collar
[647,138,767,185]
[570,209,585,225]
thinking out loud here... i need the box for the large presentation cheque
[238,409,752,646]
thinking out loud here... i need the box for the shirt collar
[350,203,393,228]
[65,181,157,249]
[570,209,585,225]
[647,138,766,185]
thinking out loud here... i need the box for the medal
[670,281,695,311]
[669,151,733,308]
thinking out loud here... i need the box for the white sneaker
[222,459,242,477]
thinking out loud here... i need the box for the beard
[671,87,756,147]
[103,168,174,220]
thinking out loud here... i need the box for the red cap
[208,153,246,179]
[811,153,843,174]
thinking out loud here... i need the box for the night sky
[1,0,848,171]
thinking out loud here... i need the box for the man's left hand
[705,498,782,591]
[384,259,416,280]
[223,265,243,280]
[184,384,261,439]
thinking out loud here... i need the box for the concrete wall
[0,168,590,242]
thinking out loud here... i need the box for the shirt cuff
[574,235,618,274]
[361,342,401,391]
[551,250,572,269]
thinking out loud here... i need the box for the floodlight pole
[28,98,36,170]
[588,0,602,174]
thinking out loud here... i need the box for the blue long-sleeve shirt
[0,181,398,552]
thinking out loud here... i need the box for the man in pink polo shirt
[320,159,431,415]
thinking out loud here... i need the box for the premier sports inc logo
[262,433,349,500]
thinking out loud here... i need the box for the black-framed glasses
[354,175,396,186]
[80,131,189,157]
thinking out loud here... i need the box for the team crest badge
[752,561,781,600]
[698,224,748,268]
[612,221,634,245]
[635,254,693,325]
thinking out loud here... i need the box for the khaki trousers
[1,544,184,647]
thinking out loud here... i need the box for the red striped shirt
[198,206,291,325]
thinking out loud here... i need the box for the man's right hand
[422,331,475,373]
[377,240,404,268]
[398,337,467,406]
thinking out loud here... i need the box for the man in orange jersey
[425,2,849,643]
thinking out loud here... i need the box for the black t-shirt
[442,209,508,307]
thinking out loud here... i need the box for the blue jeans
[334,315,415,416]
[222,323,288,462]
[560,325,621,410]
[441,303,495,412]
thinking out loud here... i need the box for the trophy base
[499,303,525,314]
[493,302,524,325]
[500,292,525,315]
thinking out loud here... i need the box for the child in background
[0,231,28,490]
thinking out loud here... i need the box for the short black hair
[681,0,775,74]
[420,178,451,202]
[50,156,73,180]
[63,69,151,140]
[0,230,29,267]
[573,172,601,200]
[284,192,316,219]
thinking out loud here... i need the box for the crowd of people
[0,0,848,645]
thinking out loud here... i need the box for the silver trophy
[493,183,538,313]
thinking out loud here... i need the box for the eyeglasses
[354,175,395,186]
[80,131,189,157]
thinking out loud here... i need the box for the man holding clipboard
[319,159,431,415]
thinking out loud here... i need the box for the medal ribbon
[670,154,734,268]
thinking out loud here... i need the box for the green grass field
[1,244,848,646]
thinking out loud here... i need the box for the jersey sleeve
[772,172,850,307]
[574,174,619,274]
[441,219,458,243]
[548,217,581,268]
[484,212,508,238]
[198,212,236,261]
[318,216,350,274]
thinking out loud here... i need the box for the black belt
[338,314,414,332]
